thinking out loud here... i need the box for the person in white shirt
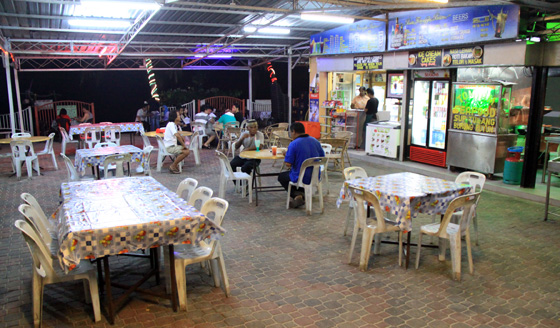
[163,110,190,174]
[136,101,150,132]
[194,105,217,149]
[230,120,264,175]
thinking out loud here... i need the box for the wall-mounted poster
[387,74,404,98]
[310,16,386,55]
[388,4,519,50]
[309,93,319,122]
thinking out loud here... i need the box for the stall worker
[351,86,369,109]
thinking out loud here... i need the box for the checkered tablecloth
[68,122,144,136]
[57,177,225,271]
[74,145,145,175]
[337,172,472,232]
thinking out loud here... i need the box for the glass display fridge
[447,82,516,174]
[409,79,450,167]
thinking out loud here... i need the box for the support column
[2,49,16,134]
[288,48,292,125]
[13,65,24,133]
[521,66,548,188]
[248,60,253,119]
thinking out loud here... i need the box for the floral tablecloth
[74,145,145,175]
[57,177,225,271]
[337,172,472,232]
[68,122,144,136]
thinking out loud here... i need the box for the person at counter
[362,88,379,148]
[351,86,369,109]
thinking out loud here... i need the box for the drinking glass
[271,145,277,156]
[255,139,261,152]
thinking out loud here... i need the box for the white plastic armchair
[189,131,201,165]
[59,127,79,155]
[102,153,132,178]
[155,135,183,173]
[285,157,328,216]
[453,172,486,245]
[342,167,368,236]
[60,153,93,182]
[216,151,252,203]
[10,139,40,180]
[36,132,58,170]
[20,193,56,235]
[188,186,213,211]
[12,132,31,138]
[103,126,121,146]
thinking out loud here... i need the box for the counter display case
[447,82,516,174]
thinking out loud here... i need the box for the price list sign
[354,55,383,70]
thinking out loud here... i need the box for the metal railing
[182,100,196,122]
[249,100,272,119]
[0,106,34,135]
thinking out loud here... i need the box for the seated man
[230,120,264,175]
[278,122,325,208]
[194,105,217,149]
[163,110,190,174]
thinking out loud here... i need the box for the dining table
[57,176,225,323]
[144,130,193,138]
[74,145,145,177]
[240,149,286,206]
[0,135,50,144]
[68,122,145,137]
[337,172,472,268]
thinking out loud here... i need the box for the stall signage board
[388,4,520,51]
[354,55,383,70]
[408,50,442,68]
[443,46,484,66]
[413,70,450,78]
[451,84,500,134]
[310,16,386,55]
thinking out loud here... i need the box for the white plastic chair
[191,122,207,149]
[59,127,79,155]
[103,126,121,146]
[14,220,101,327]
[343,167,368,236]
[216,151,252,204]
[348,187,403,271]
[189,131,201,165]
[225,127,241,159]
[174,198,230,311]
[140,145,153,176]
[94,141,118,176]
[60,153,93,182]
[453,172,486,245]
[285,157,327,216]
[10,140,40,180]
[18,204,59,258]
[20,193,56,235]
[176,178,198,201]
[36,132,58,170]
[12,132,31,138]
[83,127,101,149]
[320,143,332,195]
[416,193,481,281]
[155,135,183,173]
[188,186,213,211]
[102,153,132,178]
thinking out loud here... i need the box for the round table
[144,131,192,138]
[239,149,285,160]
[0,136,49,144]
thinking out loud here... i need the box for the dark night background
[0,62,309,124]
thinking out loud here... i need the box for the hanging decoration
[145,58,160,102]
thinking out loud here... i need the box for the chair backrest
[20,193,49,227]
[59,126,73,141]
[240,119,248,131]
[333,131,353,141]
[320,138,347,155]
[14,219,56,279]
[216,151,235,179]
[94,142,118,148]
[296,157,328,187]
[176,177,198,200]
[226,127,241,141]
[104,126,121,143]
[10,140,35,158]
[455,172,486,193]
[142,145,153,175]
[103,153,132,178]
[343,167,368,181]
[225,121,240,129]
[18,203,53,245]
[188,186,213,211]
[320,143,332,155]
[272,130,289,139]
[155,135,166,152]
[276,137,292,148]
[277,123,289,130]
[349,187,390,232]
[189,131,200,150]
[84,127,101,148]
[141,133,152,149]
[12,132,31,138]
[201,197,229,226]
[437,193,481,236]
[60,153,80,181]
[41,132,55,153]
[191,122,206,135]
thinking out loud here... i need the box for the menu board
[388,5,519,50]
[443,46,484,66]
[408,50,442,68]
[451,83,500,134]
[354,55,383,70]
[310,16,386,55]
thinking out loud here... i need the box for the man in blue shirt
[278,122,325,208]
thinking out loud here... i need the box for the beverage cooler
[447,83,516,174]
[409,79,450,167]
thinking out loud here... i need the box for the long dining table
[74,145,145,177]
[240,149,286,206]
[337,172,472,268]
[57,176,225,323]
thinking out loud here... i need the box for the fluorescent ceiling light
[300,13,354,24]
[530,36,541,42]
[68,19,131,28]
[244,26,290,34]
[194,55,232,58]
[73,0,160,19]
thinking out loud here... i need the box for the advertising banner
[408,50,443,68]
[353,55,383,70]
[310,16,386,55]
[309,93,320,122]
[388,4,519,50]
[443,46,484,66]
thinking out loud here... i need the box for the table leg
[168,245,178,312]
[542,141,550,184]
[103,256,115,325]
[151,248,160,284]
[253,162,258,206]
[405,232,411,270]
[545,170,552,221]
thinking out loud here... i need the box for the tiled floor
[0,137,559,327]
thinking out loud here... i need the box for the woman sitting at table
[230,120,264,175]
[74,108,94,124]
[164,110,190,174]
